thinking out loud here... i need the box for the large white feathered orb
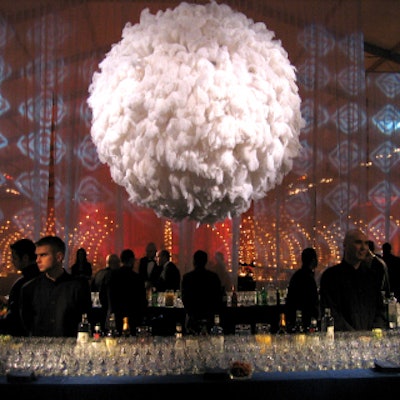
[87,1,304,225]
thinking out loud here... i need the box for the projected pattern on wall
[0,2,398,284]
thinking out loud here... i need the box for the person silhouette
[108,249,148,334]
[91,253,121,329]
[210,251,232,295]
[155,249,180,292]
[285,247,319,331]
[382,242,400,300]
[181,250,222,334]
[138,242,162,290]
[70,247,93,280]
[365,240,390,298]
[0,238,40,336]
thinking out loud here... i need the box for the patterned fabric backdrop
[0,0,398,288]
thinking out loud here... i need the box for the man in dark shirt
[155,249,181,292]
[20,235,92,337]
[91,253,120,330]
[319,229,386,331]
[138,242,162,290]
[108,249,147,334]
[382,242,400,300]
[285,247,319,331]
[1,238,40,336]
[181,250,222,334]
[365,240,390,297]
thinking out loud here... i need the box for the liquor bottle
[105,312,119,351]
[266,282,277,306]
[210,314,224,352]
[387,292,398,329]
[222,288,228,307]
[92,322,103,342]
[308,317,319,334]
[231,286,238,307]
[146,287,153,306]
[175,322,183,339]
[258,286,267,305]
[174,290,183,308]
[307,317,320,344]
[292,310,306,345]
[122,316,131,337]
[174,322,185,352]
[276,313,288,335]
[292,310,304,333]
[199,319,209,336]
[76,313,91,344]
[382,291,389,323]
[321,308,334,342]
[105,312,119,337]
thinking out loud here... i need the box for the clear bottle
[105,313,119,352]
[266,282,277,306]
[77,313,91,344]
[122,316,131,337]
[174,290,183,308]
[292,310,306,346]
[382,290,389,323]
[321,308,334,342]
[210,314,224,352]
[175,322,183,339]
[292,310,304,333]
[174,322,185,352]
[260,286,267,305]
[105,312,119,336]
[387,292,398,329]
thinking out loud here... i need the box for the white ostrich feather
[88,1,304,225]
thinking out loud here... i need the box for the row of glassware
[1,329,399,377]
[91,287,288,309]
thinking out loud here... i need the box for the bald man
[319,229,387,331]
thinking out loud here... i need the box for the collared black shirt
[181,267,222,332]
[20,270,92,337]
[320,260,387,331]
[155,261,181,292]
[286,267,319,330]
[108,266,147,333]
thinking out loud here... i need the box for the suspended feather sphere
[88,1,304,225]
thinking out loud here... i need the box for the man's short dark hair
[120,248,135,264]
[159,249,170,260]
[301,247,317,266]
[35,235,66,255]
[10,238,36,261]
[383,242,392,252]
[193,250,208,269]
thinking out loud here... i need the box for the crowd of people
[0,229,399,339]
[286,229,400,332]
[0,236,226,337]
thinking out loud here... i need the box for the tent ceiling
[362,0,400,72]
[1,0,399,73]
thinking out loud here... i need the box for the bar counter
[2,368,400,400]
[1,331,400,399]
